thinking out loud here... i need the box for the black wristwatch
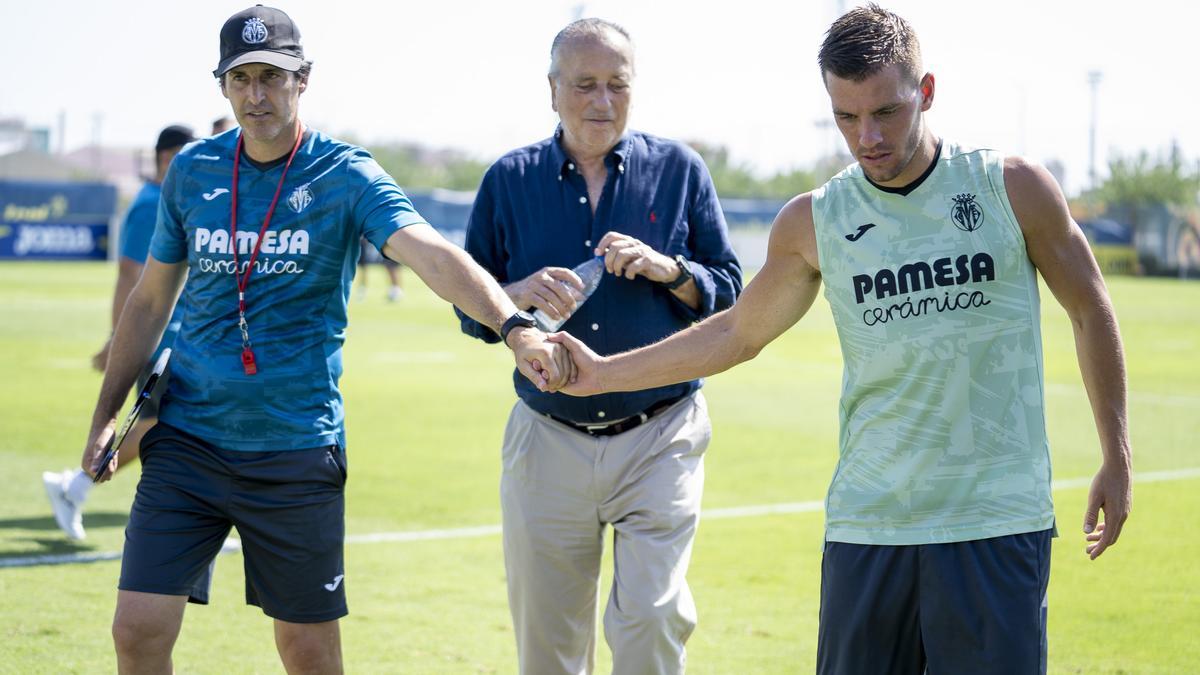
[661,254,694,290]
[499,310,537,345]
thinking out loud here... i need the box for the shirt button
[568,163,575,170]
[597,411,606,418]
[591,323,599,331]
[579,196,587,204]
[557,175,562,181]
[584,239,591,247]
[618,163,625,173]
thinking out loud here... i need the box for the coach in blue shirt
[457,18,741,675]
[82,6,569,673]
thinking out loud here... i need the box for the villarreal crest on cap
[214,5,305,77]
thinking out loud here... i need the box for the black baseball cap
[155,125,196,152]
[213,5,305,78]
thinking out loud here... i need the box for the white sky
[2,0,1196,195]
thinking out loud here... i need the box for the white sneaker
[220,536,242,554]
[42,470,85,540]
[387,287,403,302]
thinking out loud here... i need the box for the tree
[687,141,821,200]
[1091,144,1200,208]
[363,142,489,192]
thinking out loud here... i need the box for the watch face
[676,255,692,277]
[502,311,538,343]
[663,255,692,289]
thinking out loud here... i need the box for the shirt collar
[551,125,630,178]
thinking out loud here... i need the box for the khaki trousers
[501,393,711,675]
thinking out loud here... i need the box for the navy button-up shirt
[457,129,743,423]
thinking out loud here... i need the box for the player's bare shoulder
[1003,156,1072,237]
[1003,155,1059,198]
[768,192,820,273]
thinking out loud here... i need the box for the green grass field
[1,262,1197,674]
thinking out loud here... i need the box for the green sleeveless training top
[811,140,1054,545]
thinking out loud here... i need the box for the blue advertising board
[0,180,116,260]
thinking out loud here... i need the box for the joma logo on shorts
[852,252,995,304]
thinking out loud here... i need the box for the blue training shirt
[118,180,182,357]
[149,128,427,451]
[118,182,161,265]
[457,129,742,423]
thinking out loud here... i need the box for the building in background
[0,118,119,261]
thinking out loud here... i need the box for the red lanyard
[230,125,305,375]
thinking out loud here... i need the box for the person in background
[41,124,195,541]
[211,115,235,135]
[355,236,404,302]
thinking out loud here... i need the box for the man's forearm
[602,309,757,392]
[92,286,174,429]
[448,249,519,334]
[1072,302,1131,464]
[110,259,143,331]
[411,239,517,335]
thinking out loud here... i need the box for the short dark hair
[549,18,633,78]
[818,3,922,84]
[155,125,195,153]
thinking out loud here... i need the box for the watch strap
[500,311,537,344]
[662,255,693,290]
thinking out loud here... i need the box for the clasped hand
[507,231,674,394]
[508,328,603,397]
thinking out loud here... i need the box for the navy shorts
[817,529,1053,675]
[119,423,349,623]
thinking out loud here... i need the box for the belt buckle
[588,411,648,436]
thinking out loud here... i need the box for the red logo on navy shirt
[649,211,657,223]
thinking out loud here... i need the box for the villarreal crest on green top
[811,141,1054,545]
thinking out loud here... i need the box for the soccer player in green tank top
[549,4,1131,673]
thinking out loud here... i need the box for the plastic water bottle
[533,256,605,331]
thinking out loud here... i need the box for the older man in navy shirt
[457,18,741,675]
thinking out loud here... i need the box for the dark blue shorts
[119,423,349,623]
[817,529,1053,675]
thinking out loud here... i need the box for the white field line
[348,524,501,544]
[1045,383,1200,407]
[0,551,122,568]
[1048,466,1200,490]
[4,467,1198,569]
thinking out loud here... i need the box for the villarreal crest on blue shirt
[150,128,427,451]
